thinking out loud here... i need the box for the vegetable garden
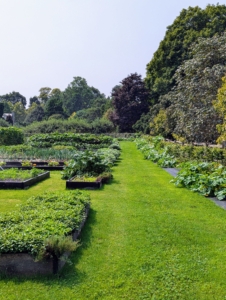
[0,131,120,276]
[1,132,226,298]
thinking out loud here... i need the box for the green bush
[27,133,113,148]
[62,148,120,179]
[48,114,65,120]
[171,161,226,200]
[0,127,24,146]
[23,119,92,136]
[0,118,9,127]
[135,138,177,168]
[91,118,114,134]
[163,142,226,164]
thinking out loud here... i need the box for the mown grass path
[1,141,226,299]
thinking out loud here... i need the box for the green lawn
[1,141,226,299]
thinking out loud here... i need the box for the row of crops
[135,137,226,200]
[0,132,120,161]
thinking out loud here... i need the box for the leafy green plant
[171,161,226,200]
[48,161,60,167]
[0,168,45,181]
[71,176,97,182]
[61,150,112,179]
[21,160,32,167]
[0,190,90,257]
[37,235,79,261]
[135,138,177,167]
[96,172,113,183]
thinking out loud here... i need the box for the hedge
[0,127,24,146]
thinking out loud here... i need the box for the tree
[165,33,226,144]
[213,76,226,143]
[2,101,13,113]
[38,87,51,104]
[111,73,149,132]
[132,111,152,134]
[0,91,26,107]
[0,103,4,118]
[62,77,104,116]
[29,96,40,107]
[149,109,171,137]
[76,97,112,122]
[24,103,45,125]
[145,4,226,105]
[44,88,64,118]
[13,102,27,125]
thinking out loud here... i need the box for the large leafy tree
[76,97,112,122]
[13,102,27,125]
[38,87,51,104]
[0,103,4,118]
[145,4,226,105]
[0,91,26,107]
[29,96,40,107]
[62,77,104,116]
[44,88,64,118]
[165,33,226,144]
[213,76,226,143]
[111,73,149,132]
[25,103,45,125]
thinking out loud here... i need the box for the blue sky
[0,0,224,104]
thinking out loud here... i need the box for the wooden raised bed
[66,176,102,189]
[0,205,89,276]
[5,161,65,166]
[0,171,50,189]
[3,161,64,171]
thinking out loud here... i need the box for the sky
[0,0,224,105]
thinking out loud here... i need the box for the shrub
[26,133,113,148]
[0,118,9,127]
[23,119,92,136]
[48,114,65,120]
[90,118,114,134]
[0,127,24,146]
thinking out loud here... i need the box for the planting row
[0,135,120,161]
[26,133,114,148]
[136,137,226,200]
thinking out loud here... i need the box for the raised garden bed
[0,171,50,189]
[0,205,89,276]
[3,161,64,171]
[66,176,102,189]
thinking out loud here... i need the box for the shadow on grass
[113,158,122,167]
[0,208,97,286]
